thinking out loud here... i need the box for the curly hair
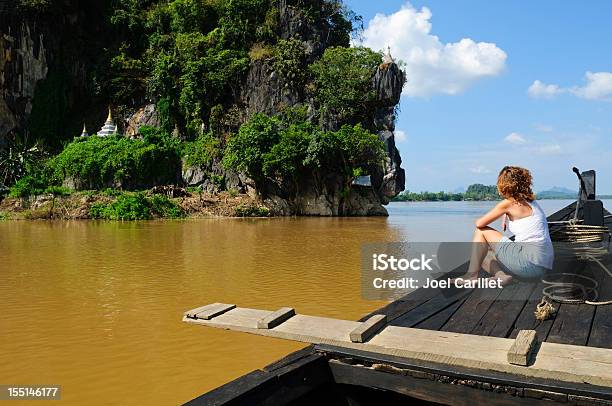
[497,166,536,202]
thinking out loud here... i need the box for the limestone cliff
[1,0,406,216]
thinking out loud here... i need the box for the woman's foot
[450,274,479,286]
[489,272,513,287]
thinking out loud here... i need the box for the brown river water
[0,200,579,404]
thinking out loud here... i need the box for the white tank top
[508,200,554,269]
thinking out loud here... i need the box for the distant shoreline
[392,183,612,202]
[392,195,612,202]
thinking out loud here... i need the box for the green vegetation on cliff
[49,134,181,190]
[223,113,384,185]
[108,0,356,135]
[310,46,381,123]
[2,0,403,219]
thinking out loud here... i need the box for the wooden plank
[588,263,612,348]
[546,266,601,346]
[329,360,538,406]
[391,288,471,328]
[350,314,387,343]
[185,354,332,406]
[184,303,223,318]
[441,286,504,334]
[509,282,556,339]
[360,263,470,323]
[184,369,275,406]
[257,307,295,329]
[183,305,612,387]
[547,303,595,346]
[186,303,236,320]
[414,295,469,330]
[319,344,612,401]
[471,282,536,338]
[507,330,538,366]
[360,286,449,323]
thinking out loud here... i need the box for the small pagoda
[97,107,117,136]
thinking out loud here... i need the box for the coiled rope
[537,222,612,315]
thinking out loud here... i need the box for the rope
[537,222,612,313]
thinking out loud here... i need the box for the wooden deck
[361,262,611,350]
[362,203,612,351]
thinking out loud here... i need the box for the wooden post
[257,307,295,329]
[507,329,538,366]
[350,314,387,343]
[184,303,236,320]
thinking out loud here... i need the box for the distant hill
[537,187,576,199]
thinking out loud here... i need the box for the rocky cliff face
[0,17,48,143]
[1,0,406,216]
[0,2,112,148]
[214,2,406,216]
[183,55,406,216]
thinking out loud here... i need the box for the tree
[310,46,381,125]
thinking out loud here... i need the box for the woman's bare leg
[482,253,514,286]
[458,226,504,280]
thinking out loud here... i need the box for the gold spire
[106,106,113,122]
[80,122,89,137]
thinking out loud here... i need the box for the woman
[456,166,554,286]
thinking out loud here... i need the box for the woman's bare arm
[475,200,510,228]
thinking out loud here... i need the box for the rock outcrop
[125,104,161,137]
[3,0,406,216]
[182,1,407,216]
[0,19,48,140]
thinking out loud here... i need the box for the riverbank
[0,189,269,220]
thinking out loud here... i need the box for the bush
[89,192,184,220]
[9,166,55,198]
[273,38,307,89]
[50,135,181,190]
[248,42,274,61]
[182,132,220,167]
[224,113,384,185]
[310,46,381,123]
[262,123,314,180]
[90,193,152,220]
[44,186,71,197]
[148,194,184,218]
[223,113,281,180]
[234,203,269,217]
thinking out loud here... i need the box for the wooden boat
[183,169,612,405]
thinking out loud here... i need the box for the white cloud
[470,165,491,174]
[393,130,408,142]
[528,71,612,101]
[572,71,612,100]
[527,80,564,99]
[395,130,407,142]
[357,3,507,97]
[504,132,527,145]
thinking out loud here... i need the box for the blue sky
[346,0,612,193]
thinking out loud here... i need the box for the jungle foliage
[49,135,181,190]
[5,0,390,204]
[223,112,384,185]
